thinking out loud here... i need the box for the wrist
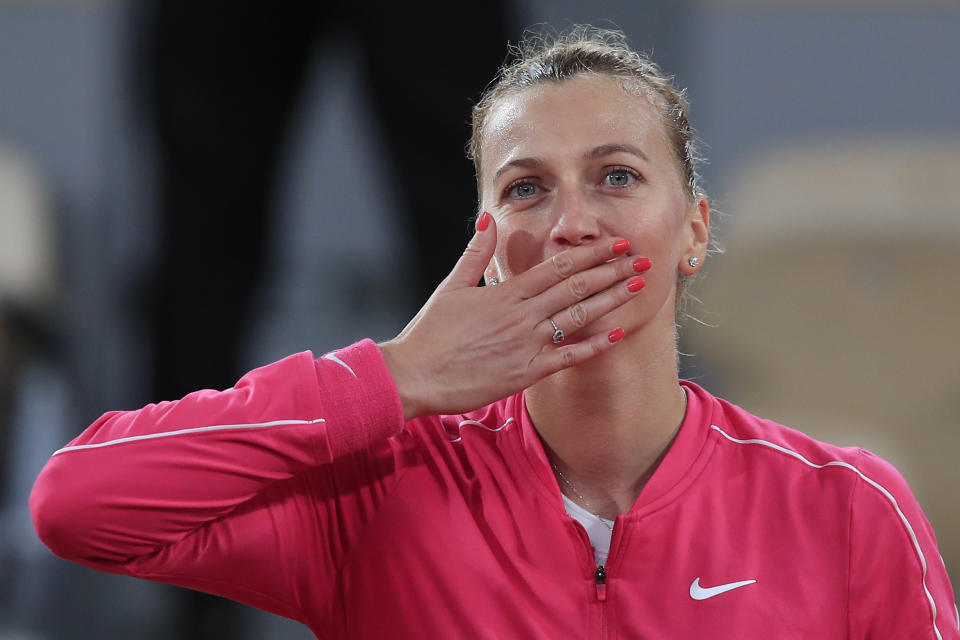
[378,339,424,421]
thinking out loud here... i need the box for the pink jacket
[31,339,959,638]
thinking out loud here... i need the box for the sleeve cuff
[312,339,405,460]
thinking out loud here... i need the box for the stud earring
[687,256,700,268]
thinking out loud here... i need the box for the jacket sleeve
[847,449,960,639]
[29,339,405,626]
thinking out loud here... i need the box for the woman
[30,27,958,638]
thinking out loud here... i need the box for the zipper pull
[595,565,607,602]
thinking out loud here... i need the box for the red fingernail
[608,328,625,343]
[632,257,652,273]
[627,276,646,292]
[612,239,630,254]
[475,211,490,231]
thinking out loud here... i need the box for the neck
[526,324,686,520]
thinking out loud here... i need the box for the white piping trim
[448,417,515,443]
[53,418,327,455]
[322,353,357,378]
[710,424,943,640]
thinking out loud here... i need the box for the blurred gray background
[1,0,958,638]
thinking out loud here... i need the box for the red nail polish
[475,211,491,231]
[612,239,630,254]
[627,276,646,292]
[608,328,625,343]
[632,257,652,273]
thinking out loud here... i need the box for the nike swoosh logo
[689,577,757,600]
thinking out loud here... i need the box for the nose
[548,188,600,247]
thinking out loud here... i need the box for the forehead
[481,75,668,179]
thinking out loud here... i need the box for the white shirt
[561,493,614,567]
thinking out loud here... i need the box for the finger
[533,254,649,327]
[441,211,497,291]
[539,273,647,342]
[511,238,631,299]
[530,326,627,378]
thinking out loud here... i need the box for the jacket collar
[509,381,719,518]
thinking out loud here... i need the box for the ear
[678,195,710,275]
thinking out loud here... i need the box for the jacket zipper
[595,564,608,638]
[595,565,607,601]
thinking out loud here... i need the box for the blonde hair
[468,25,702,202]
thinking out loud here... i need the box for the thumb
[442,211,498,290]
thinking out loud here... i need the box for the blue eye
[605,169,637,187]
[510,182,538,198]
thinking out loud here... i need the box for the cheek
[624,216,671,258]
[619,212,686,287]
[501,227,542,277]
[632,200,687,254]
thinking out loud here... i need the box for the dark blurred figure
[136,2,514,638]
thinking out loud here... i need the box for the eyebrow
[587,143,649,162]
[493,157,543,182]
[492,144,649,182]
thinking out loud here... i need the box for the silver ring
[548,318,564,344]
